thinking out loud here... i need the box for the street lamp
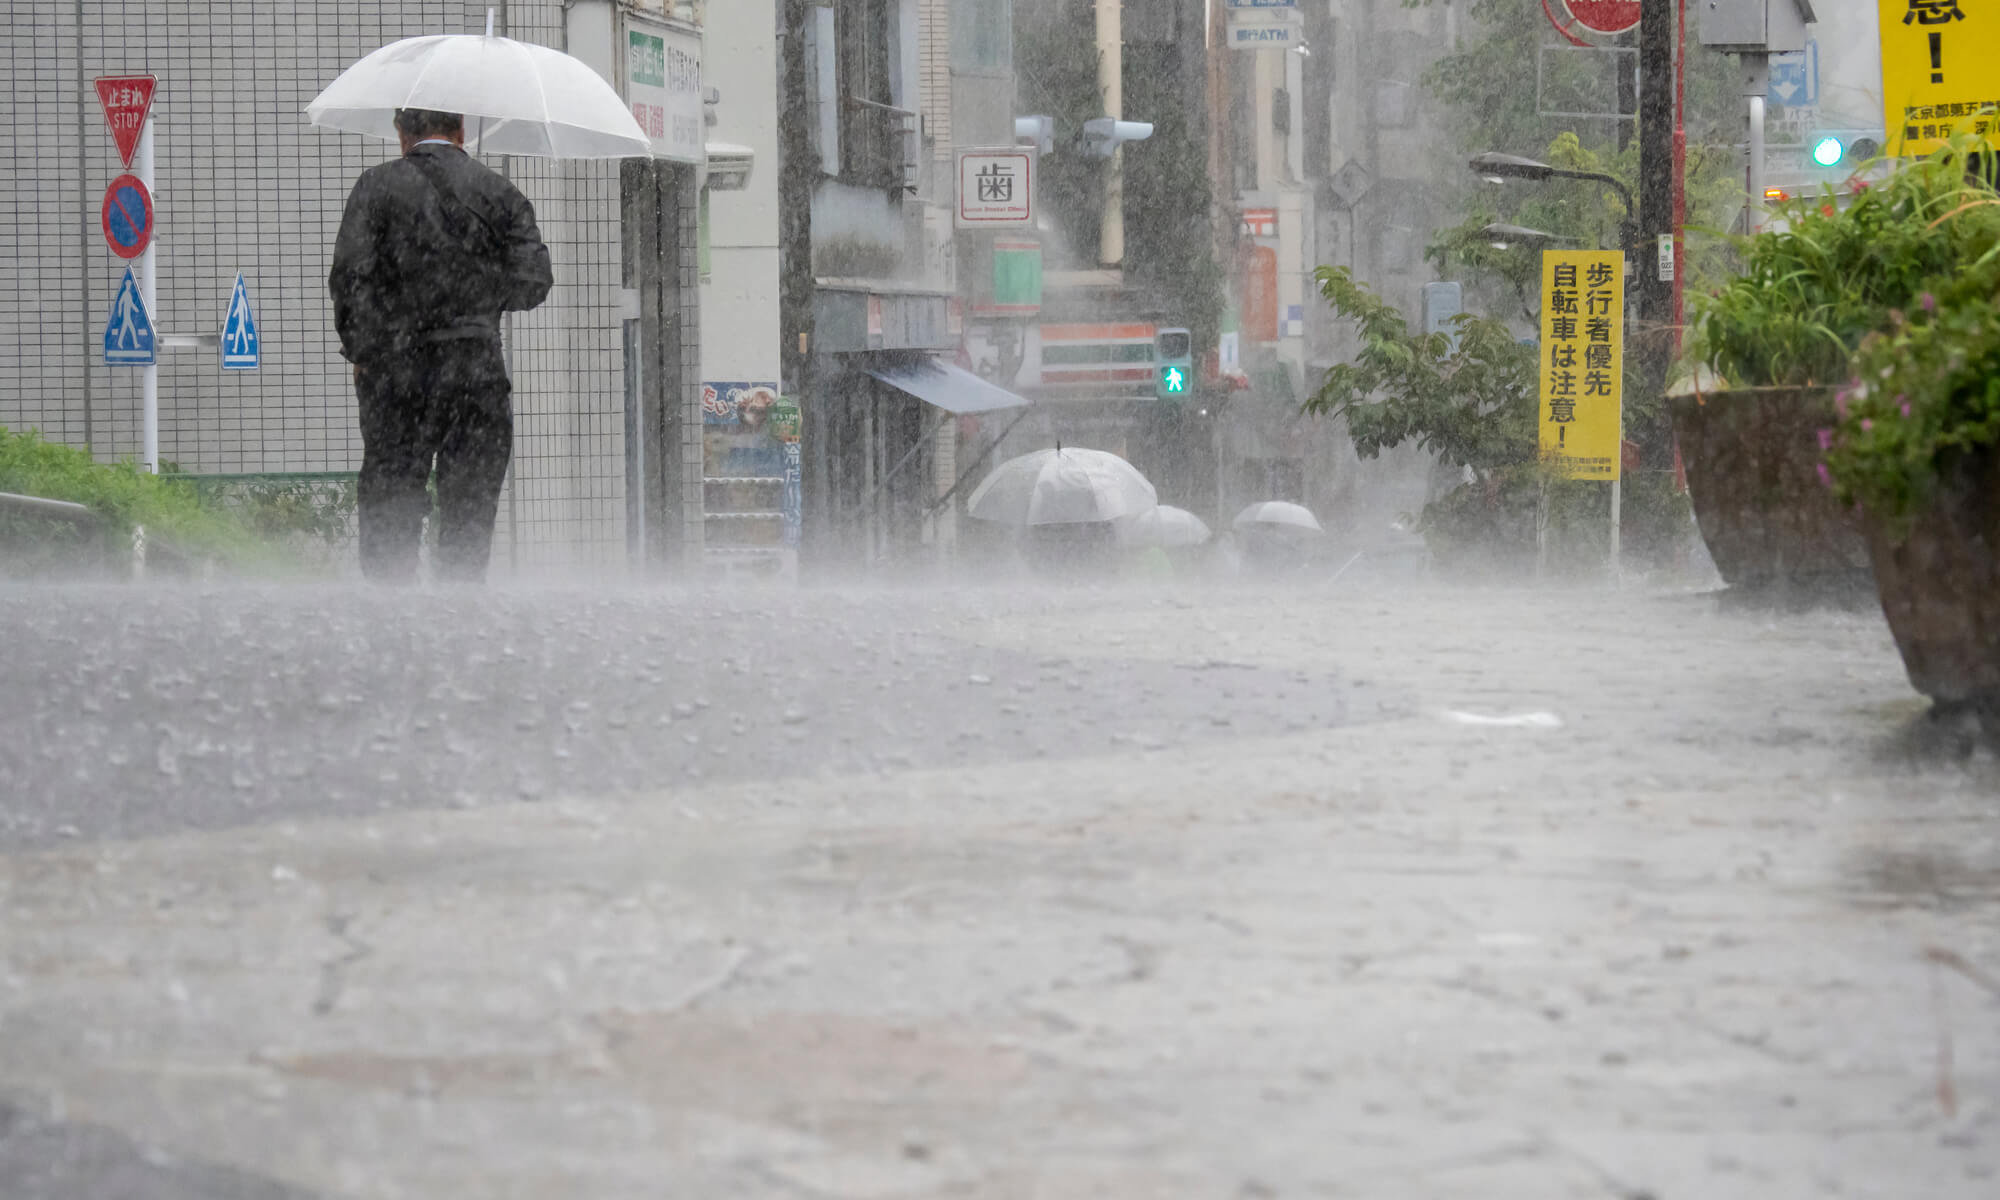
[1478,222,1580,252]
[1467,152,1637,251]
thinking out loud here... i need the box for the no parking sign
[100,173,153,259]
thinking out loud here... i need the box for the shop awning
[865,358,1030,415]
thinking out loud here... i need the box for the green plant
[180,475,357,543]
[1827,257,2000,526]
[1688,152,2000,388]
[0,426,264,562]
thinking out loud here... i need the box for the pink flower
[1816,463,1833,488]
[1834,393,1849,419]
[1921,292,1937,312]
[1861,418,1874,432]
[1817,427,1835,451]
[1901,400,1913,418]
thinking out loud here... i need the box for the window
[834,0,916,189]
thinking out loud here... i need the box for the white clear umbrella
[1233,501,1324,534]
[1118,505,1212,548]
[307,23,651,159]
[967,447,1158,526]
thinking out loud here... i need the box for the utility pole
[1634,0,1676,467]
[778,0,819,556]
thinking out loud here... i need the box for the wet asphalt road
[0,583,1388,851]
[6,578,2000,1199]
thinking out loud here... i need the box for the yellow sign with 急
[1880,0,2000,156]
[1537,249,1623,482]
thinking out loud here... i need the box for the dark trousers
[355,338,512,583]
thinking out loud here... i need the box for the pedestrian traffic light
[1155,327,1192,401]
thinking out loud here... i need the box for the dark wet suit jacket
[329,143,551,364]
[329,143,552,582]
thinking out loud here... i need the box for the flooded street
[5,579,1997,1198]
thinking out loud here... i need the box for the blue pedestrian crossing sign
[102,265,156,366]
[220,272,259,370]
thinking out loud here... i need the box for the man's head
[394,108,465,153]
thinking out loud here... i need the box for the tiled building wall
[493,0,631,572]
[0,0,651,575]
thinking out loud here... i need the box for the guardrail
[0,490,189,579]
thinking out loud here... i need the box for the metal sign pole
[137,113,157,473]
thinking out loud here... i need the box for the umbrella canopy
[966,448,1158,526]
[1118,505,1212,549]
[307,33,651,159]
[1233,501,1324,534]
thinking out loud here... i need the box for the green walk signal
[1154,326,1192,402]
[1805,130,1881,170]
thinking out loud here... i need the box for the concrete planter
[1668,386,1871,597]
[1865,449,2000,706]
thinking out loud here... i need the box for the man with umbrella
[329,106,553,583]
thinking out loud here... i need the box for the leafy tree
[1420,0,1748,309]
[1304,266,1537,474]
[1305,266,1690,573]
[1013,0,1105,267]
[1430,132,1742,322]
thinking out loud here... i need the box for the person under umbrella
[313,18,649,583]
[329,107,552,583]
[965,446,1158,578]
[1232,501,1325,574]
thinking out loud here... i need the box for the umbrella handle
[485,7,495,36]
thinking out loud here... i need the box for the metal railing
[841,95,919,192]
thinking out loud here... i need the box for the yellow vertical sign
[1880,0,2000,157]
[1538,249,1622,482]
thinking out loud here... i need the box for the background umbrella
[1118,505,1212,548]
[967,447,1157,526]
[307,17,650,159]
[1233,501,1324,534]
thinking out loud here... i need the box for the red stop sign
[1562,0,1641,35]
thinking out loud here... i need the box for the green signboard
[628,32,665,87]
[989,241,1042,314]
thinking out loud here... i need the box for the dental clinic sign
[625,15,702,164]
